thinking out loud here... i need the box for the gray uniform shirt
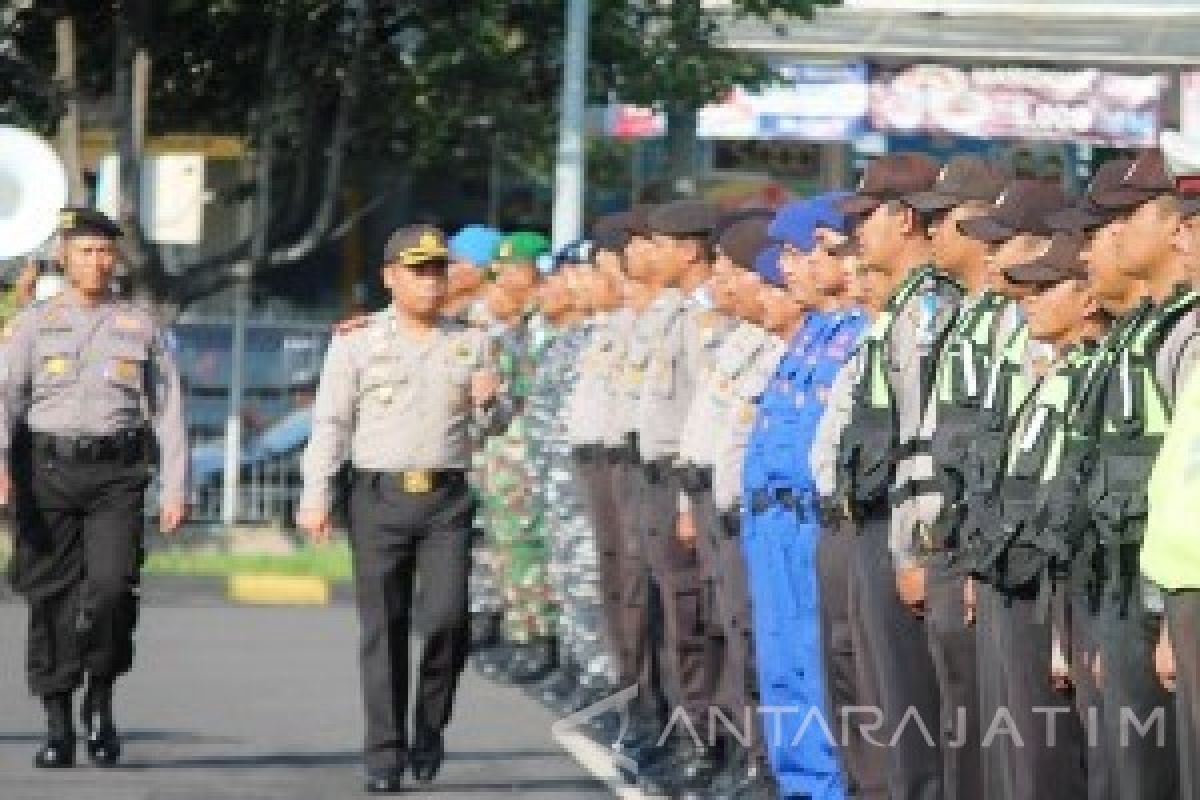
[0,294,189,503]
[633,290,726,463]
[812,343,868,499]
[678,320,764,468]
[887,280,962,568]
[565,313,621,448]
[299,308,496,514]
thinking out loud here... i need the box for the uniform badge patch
[114,315,144,333]
[111,359,140,382]
[43,355,70,376]
[374,385,395,404]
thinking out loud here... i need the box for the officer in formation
[536,245,620,714]
[470,231,554,681]
[445,140,1200,800]
[742,191,868,800]
[299,224,505,793]
[0,208,189,770]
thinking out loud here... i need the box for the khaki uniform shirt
[633,290,724,463]
[678,320,763,468]
[0,293,189,503]
[299,308,496,514]
[712,333,787,512]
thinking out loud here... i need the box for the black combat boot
[33,692,75,769]
[81,677,121,766]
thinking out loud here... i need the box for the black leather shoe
[363,769,405,794]
[410,734,444,784]
[81,681,121,766]
[33,738,76,769]
[35,692,76,769]
[507,638,558,685]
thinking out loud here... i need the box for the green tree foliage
[0,0,837,306]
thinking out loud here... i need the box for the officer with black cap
[298,224,504,793]
[0,207,189,770]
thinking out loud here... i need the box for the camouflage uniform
[529,319,614,686]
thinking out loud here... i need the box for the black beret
[59,207,122,239]
[717,216,774,271]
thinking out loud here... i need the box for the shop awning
[722,9,1200,67]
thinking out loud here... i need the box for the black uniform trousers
[1094,578,1178,800]
[10,441,148,697]
[985,583,1087,800]
[1166,591,1200,800]
[637,463,716,726]
[848,514,943,800]
[817,519,887,798]
[1066,586,1115,800]
[612,457,667,722]
[923,556,983,800]
[689,482,760,755]
[347,471,473,773]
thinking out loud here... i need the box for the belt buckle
[401,470,434,493]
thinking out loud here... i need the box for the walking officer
[0,207,189,769]
[298,224,504,794]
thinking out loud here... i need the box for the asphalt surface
[0,599,611,799]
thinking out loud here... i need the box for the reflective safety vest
[1085,288,1200,598]
[1144,362,1200,590]
[927,290,1007,551]
[985,344,1097,592]
[835,265,961,518]
[957,318,1032,573]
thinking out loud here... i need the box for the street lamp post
[551,0,589,251]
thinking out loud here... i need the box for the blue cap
[767,192,853,254]
[448,225,502,267]
[755,243,784,288]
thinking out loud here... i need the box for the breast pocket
[360,360,411,409]
[105,340,148,394]
[32,350,78,397]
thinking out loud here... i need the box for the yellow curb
[227,574,330,606]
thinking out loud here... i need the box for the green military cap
[59,207,122,239]
[382,224,450,267]
[495,231,551,264]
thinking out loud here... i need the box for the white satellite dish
[0,126,68,260]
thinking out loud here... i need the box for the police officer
[445,224,501,322]
[0,207,189,769]
[738,194,862,800]
[955,181,1096,800]
[676,210,782,797]
[625,199,728,795]
[565,212,644,728]
[833,153,962,799]
[298,224,503,793]
[812,237,888,800]
[897,156,1005,800]
[1144,131,1200,800]
[1078,147,1200,800]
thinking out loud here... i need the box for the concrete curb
[226,573,331,606]
[554,729,652,799]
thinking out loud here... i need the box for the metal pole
[551,0,589,251]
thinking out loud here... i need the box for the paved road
[0,601,610,800]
